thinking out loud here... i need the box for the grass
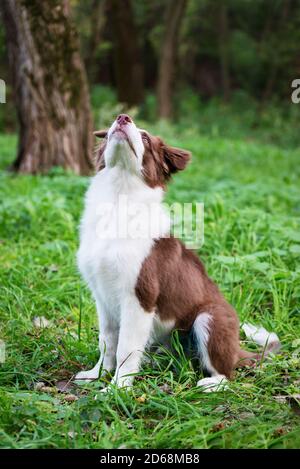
[0,123,300,449]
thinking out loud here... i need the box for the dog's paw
[74,369,99,383]
[197,375,228,392]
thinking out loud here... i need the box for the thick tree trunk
[218,2,231,102]
[108,0,144,107]
[157,0,187,119]
[0,0,93,174]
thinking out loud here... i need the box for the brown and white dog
[75,114,280,392]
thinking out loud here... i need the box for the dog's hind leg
[193,303,240,392]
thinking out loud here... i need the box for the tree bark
[108,0,144,107]
[0,0,93,174]
[157,0,187,119]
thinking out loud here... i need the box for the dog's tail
[237,323,281,367]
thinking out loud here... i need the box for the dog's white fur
[76,117,171,388]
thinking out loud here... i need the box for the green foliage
[2,0,300,132]
[0,122,299,448]
[173,89,300,148]
[60,0,300,105]
[91,85,140,130]
[91,85,300,149]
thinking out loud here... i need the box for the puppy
[75,114,280,391]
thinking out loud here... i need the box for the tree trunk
[85,0,106,83]
[108,0,144,107]
[157,0,187,119]
[218,2,231,102]
[0,0,93,174]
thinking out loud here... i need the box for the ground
[0,121,299,448]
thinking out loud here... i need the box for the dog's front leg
[111,296,154,389]
[75,299,118,382]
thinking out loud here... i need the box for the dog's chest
[77,169,169,306]
[79,235,153,300]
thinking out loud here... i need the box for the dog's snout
[117,114,132,126]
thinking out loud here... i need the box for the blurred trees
[1,0,300,136]
[108,0,144,106]
[71,0,300,110]
[157,0,187,118]
[85,0,106,84]
[218,1,231,102]
[0,0,93,174]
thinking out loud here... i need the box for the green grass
[0,126,300,449]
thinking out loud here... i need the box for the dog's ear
[94,129,108,139]
[95,143,106,172]
[94,130,108,171]
[163,144,191,174]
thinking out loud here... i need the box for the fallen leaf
[63,394,78,402]
[56,380,75,393]
[55,368,73,379]
[34,382,46,391]
[273,427,287,437]
[214,405,228,413]
[136,394,147,404]
[32,316,51,328]
[238,412,254,420]
[211,422,225,432]
[40,386,58,394]
[241,383,254,388]
[274,395,287,404]
[158,383,173,394]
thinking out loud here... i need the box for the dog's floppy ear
[94,130,107,172]
[163,144,191,174]
[95,143,106,172]
[94,129,108,139]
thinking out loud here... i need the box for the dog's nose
[117,114,132,126]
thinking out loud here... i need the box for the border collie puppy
[75,114,280,391]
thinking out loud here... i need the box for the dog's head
[94,114,191,188]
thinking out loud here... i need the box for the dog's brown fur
[135,236,242,378]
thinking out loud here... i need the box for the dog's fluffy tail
[237,323,281,367]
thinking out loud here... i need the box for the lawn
[0,124,299,449]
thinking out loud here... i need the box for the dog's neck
[94,165,165,205]
[87,165,170,241]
